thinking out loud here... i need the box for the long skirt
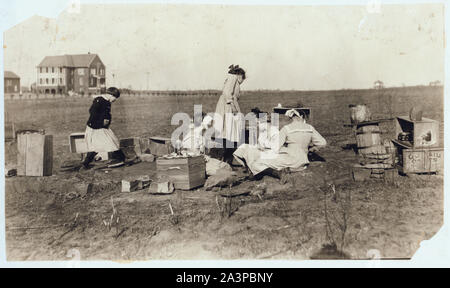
[85,126,120,153]
[214,112,244,144]
[233,144,279,175]
[234,144,307,175]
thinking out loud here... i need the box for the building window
[6,80,12,86]
[52,78,55,84]
[46,78,49,84]
[46,67,49,73]
[79,78,84,86]
[60,68,63,73]
[100,69,104,76]
[52,67,55,73]
[40,67,42,73]
[60,78,63,84]
[91,68,96,75]
[78,69,85,76]
[40,79,43,84]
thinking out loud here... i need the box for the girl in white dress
[235,109,327,179]
[214,65,246,163]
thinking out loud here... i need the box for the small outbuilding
[4,71,20,93]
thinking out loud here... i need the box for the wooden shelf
[392,139,413,149]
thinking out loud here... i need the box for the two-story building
[4,71,20,94]
[36,53,106,94]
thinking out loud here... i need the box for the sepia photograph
[1,0,447,266]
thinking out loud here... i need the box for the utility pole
[146,72,150,91]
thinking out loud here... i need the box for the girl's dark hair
[228,64,246,80]
[298,109,307,118]
[106,87,120,98]
[251,107,268,119]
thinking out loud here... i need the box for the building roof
[37,54,100,68]
[4,71,20,79]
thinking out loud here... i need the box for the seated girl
[234,109,327,180]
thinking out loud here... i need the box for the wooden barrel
[356,124,381,148]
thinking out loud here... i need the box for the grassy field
[3,86,444,260]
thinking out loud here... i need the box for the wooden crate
[149,137,174,157]
[69,132,88,153]
[17,132,53,176]
[69,133,112,160]
[395,116,439,148]
[393,140,443,174]
[156,156,206,190]
[120,137,142,158]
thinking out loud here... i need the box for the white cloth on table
[85,126,120,153]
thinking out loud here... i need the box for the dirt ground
[3,86,444,261]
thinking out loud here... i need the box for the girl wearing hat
[235,108,327,180]
[82,87,126,169]
[214,65,246,163]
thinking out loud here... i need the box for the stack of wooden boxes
[352,121,396,181]
[392,116,443,175]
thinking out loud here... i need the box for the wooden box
[395,116,439,148]
[156,156,206,190]
[17,132,53,176]
[69,132,88,153]
[120,137,142,158]
[70,132,111,160]
[149,137,174,157]
[393,140,443,174]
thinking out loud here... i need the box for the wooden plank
[17,133,27,175]
[392,139,412,149]
[26,133,44,176]
[43,135,53,176]
[156,156,205,166]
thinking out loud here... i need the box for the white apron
[85,126,120,153]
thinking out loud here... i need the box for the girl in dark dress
[82,87,126,168]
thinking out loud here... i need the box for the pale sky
[3,3,445,90]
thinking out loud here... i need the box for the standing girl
[214,64,246,163]
[82,87,126,169]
